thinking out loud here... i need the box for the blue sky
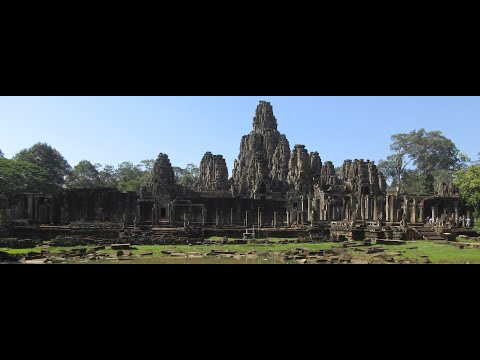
[0,96,478,176]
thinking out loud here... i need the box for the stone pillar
[286,210,290,226]
[320,197,324,220]
[274,211,277,228]
[170,205,175,227]
[360,196,365,221]
[432,204,438,223]
[307,196,312,222]
[230,208,234,225]
[258,207,261,227]
[419,203,424,224]
[34,197,40,223]
[245,210,249,227]
[385,195,390,222]
[366,196,370,220]
[316,200,321,220]
[49,200,53,224]
[411,198,417,223]
[403,197,409,222]
[390,196,395,222]
[136,204,141,221]
[373,197,378,221]
[28,196,33,222]
[215,208,219,226]
[454,203,459,221]
[260,212,262,227]
[202,207,205,226]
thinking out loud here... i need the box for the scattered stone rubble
[126,241,433,264]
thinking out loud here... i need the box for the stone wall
[63,188,137,223]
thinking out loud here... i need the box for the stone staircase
[413,226,445,241]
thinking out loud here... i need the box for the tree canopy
[115,162,149,193]
[65,160,103,188]
[98,164,118,188]
[64,160,155,193]
[456,164,480,217]
[378,129,469,194]
[13,143,71,192]
[0,158,53,194]
[174,164,200,191]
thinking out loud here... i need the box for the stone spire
[338,159,385,195]
[253,101,278,132]
[149,153,176,197]
[270,134,290,183]
[310,151,322,185]
[199,152,229,191]
[233,101,290,198]
[288,145,312,195]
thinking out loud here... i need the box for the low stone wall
[0,238,38,249]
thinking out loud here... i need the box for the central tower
[232,101,290,198]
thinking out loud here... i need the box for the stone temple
[0,101,473,243]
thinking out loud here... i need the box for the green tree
[140,159,155,172]
[174,164,200,191]
[65,160,102,188]
[401,170,429,195]
[474,152,480,164]
[0,149,4,158]
[116,162,146,193]
[0,158,53,194]
[13,143,71,192]
[378,129,468,193]
[98,164,118,188]
[139,159,155,185]
[456,164,480,217]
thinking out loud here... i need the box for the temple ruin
[0,101,474,243]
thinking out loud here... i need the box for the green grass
[362,241,480,264]
[2,247,42,254]
[456,236,479,243]
[5,240,480,263]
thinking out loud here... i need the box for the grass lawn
[4,239,480,263]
